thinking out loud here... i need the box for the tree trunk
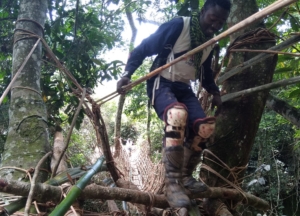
[0,1,49,182]
[201,0,278,215]
[50,126,68,175]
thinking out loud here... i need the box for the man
[117,0,231,210]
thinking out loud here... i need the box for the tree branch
[0,178,270,211]
[230,48,300,57]
[266,94,300,128]
[222,75,300,103]
[217,34,300,84]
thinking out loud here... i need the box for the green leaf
[290,16,299,31]
[289,88,300,98]
[91,59,103,66]
[277,55,295,62]
[274,67,293,74]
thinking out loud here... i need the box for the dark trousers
[147,76,206,143]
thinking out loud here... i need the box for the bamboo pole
[96,0,297,105]
[49,156,105,216]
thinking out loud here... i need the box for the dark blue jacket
[124,17,219,94]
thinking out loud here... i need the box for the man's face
[199,5,229,37]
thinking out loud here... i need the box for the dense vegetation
[0,0,299,215]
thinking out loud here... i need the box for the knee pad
[193,117,216,139]
[164,103,188,147]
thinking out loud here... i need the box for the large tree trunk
[0,1,49,182]
[201,0,278,215]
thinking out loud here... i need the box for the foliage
[0,0,300,214]
[123,60,164,154]
[244,109,299,215]
[42,0,126,130]
[60,116,97,167]
[0,0,126,132]
[0,1,18,103]
[0,104,9,159]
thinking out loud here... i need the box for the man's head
[199,0,231,37]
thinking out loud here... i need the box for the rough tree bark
[201,0,278,215]
[0,1,49,182]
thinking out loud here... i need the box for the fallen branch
[0,178,270,211]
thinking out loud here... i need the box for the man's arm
[201,52,222,111]
[201,51,219,94]
[123,17,184,79]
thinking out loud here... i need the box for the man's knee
[164,103,188,126]
[193,117,216,139]
[186,117,216,151]
[164,103,188,147]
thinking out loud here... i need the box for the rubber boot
[182,146,208,193]
[163,145,191,208]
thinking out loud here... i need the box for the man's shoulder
[165,16,185,25]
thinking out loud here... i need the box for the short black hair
[203,0,231,12]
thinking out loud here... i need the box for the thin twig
[40,37,83,92]
[230,48,300,56]
[51,88,87,178]
[268,7,289,30]
[0,167,32,182]
[0,38,41,105]
[24,151,52,216]
[33,201,41,214]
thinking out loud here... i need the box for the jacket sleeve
[123,18,183,78]
[201,51,220,95]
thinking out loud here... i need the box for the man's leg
[179,92,216,193]
[151,84,191,209]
